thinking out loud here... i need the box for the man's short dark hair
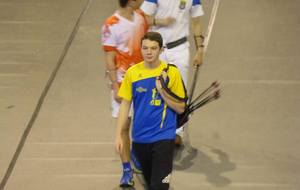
[141,32,163,49]
[119,0,129,7]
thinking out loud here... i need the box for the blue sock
[122,162,132,172]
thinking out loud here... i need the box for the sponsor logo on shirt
[136,87,147,93]
[150,88,161,106]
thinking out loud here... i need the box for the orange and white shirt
[101,10,147,77]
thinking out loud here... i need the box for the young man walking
[115,32,186,190]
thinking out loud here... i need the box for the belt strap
[165,37,187,49]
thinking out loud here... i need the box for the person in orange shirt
[101,0,147,187]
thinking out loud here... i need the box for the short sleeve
[118,70,132,101]
[168,67,186,99]
[190,0,205,18]
[101,24,117,52]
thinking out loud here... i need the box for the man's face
[141,39,161,64]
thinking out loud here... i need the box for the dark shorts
[132,140,175,190]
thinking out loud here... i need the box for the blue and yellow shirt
[118,61,185,143]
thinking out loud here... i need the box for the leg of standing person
[168,47,191,147]
[119,118,133,187]
[111,95,133,187]
[160,45,190,146]
[150,140,175,190]
[132,142,153,189]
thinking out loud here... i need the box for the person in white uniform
[141,0,206,145]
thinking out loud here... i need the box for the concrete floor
[0,0,300,189]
